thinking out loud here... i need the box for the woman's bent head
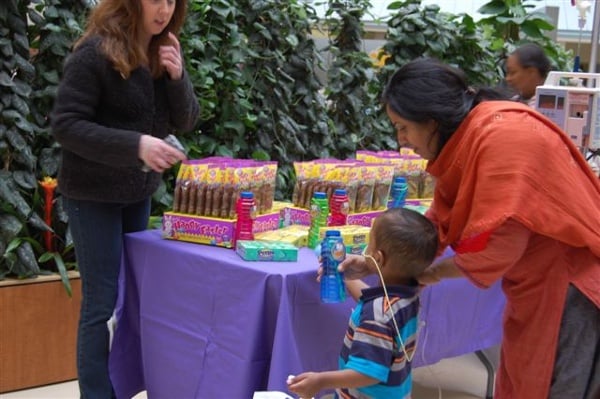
[382,58,506,159]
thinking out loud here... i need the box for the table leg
[474,350,495,399]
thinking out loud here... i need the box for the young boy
[288,207,438,399]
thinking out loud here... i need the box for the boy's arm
[345,279,368,301]
[288,369,378,399]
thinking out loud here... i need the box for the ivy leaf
[388,1,406,10]
[40,70,58,85]
[0,71,15,87]
[285,34,299,47]
[15,115,35,133]
[520,21,544,39]
[478,1,507,15]
[12,32,29,54]
[0,38,14,58]
[0,214,22,242]
[28,212,50,233]
[16,240,41,275]
[216,145,234,158]
[27,9,45,25]
[5,125,27,150]
[12,170,37,190]
[44,5,59,18]
[52,252,73,297]
[223,120,244,135]
[11,92,29,116]
[212,4,233,18]
[13,80,31,97]
[0,175,32,219]
[251,149,270,161]
[39,147,60,176]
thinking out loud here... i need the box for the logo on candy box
[163,213,234,247]
[198,222,229,236]
[253,216,279,233]
[347,214,376,227]
[171,217,203,232]
[258,249,275,261]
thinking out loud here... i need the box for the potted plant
[0,0,86,392]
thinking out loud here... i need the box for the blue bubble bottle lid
[240,191,254,199]
[334,188,347,196]
[325,230,341,237]
[313,192,327,199]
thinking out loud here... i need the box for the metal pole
[588,1,600,73]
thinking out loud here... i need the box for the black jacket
[51,36,199,203]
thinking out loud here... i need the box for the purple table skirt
[109,230,505,399]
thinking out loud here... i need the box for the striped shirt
[336,285,420,399]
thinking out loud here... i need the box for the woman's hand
[416,257,463,286]
[160,32,183,80]
[139,134,186,173]
[416,267,442,286]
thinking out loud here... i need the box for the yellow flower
[369,48,390,68]
[39,176,58,189]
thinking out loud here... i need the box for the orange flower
[39,177,58,252]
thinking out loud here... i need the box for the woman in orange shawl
[340,58,600,398]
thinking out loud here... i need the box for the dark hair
[373,207,438,278]
[382,58,506,154]
[511,43,551,79]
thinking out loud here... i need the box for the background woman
[505,43,551,107]
[51,0,199,397]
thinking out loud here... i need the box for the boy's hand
[287,373,319,399]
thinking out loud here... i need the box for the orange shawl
[427,101,600,305]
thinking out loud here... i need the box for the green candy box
[236,240,299,262]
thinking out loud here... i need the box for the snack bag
[371,164,394,210]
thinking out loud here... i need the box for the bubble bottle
[234,191,256,247]
[388,176,408,209]
[329,188,349,226]
[320,230,346,303]
[307,191,329,249]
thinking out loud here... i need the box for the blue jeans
[64,197,150,399]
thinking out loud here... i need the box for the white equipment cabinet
[535,71,600,152]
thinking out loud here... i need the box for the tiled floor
[0,346,499,399]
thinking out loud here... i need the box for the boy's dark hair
[373,207,438,277]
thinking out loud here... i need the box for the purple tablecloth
[109,229,505,399]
